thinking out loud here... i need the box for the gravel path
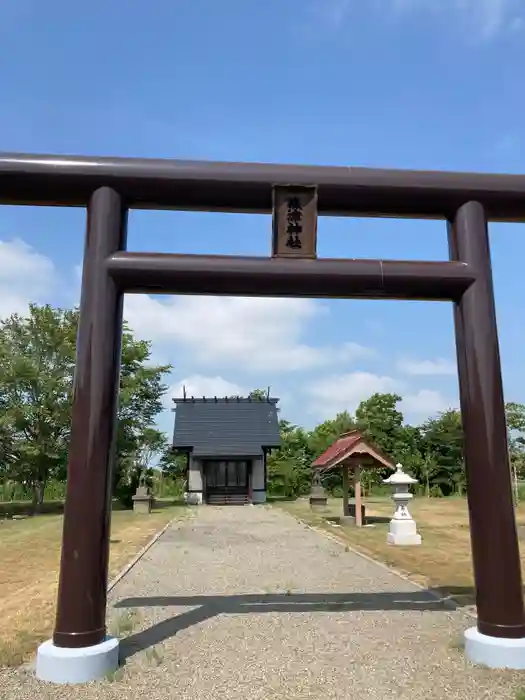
[1,504,524,699]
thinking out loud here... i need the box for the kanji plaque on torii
[272,185,318,258]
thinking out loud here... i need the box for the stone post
[132,474,153,514]
[309,469,327,509]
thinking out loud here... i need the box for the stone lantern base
[387,517,421,546]
[132,474,154,514]
[309,493,328,509]
[132,494,153,514]
[132,484,153,514]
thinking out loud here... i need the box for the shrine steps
[206,493,250,506]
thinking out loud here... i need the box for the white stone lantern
[383,463,421,546]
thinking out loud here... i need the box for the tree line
[1,303,524,510]
[264,393,525,500]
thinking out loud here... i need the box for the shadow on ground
[114,589,459,661]
[364,515,391,524]
[0,500,65,517]
[430,586,476,606]
[0,497,184,518]
[266,496,297,503]
[325,515,391,526]
[152,498,187,509]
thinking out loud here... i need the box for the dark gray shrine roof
[172,396,281,457]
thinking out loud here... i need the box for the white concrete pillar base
[386,517,421,546]
[464,626,525,669]
[252,490,266,504]
[36,635,119,684]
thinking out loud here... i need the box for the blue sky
[1,0,524,438]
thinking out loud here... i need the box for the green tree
[418,454,440,498]
[308,411,355,458]
[267,419,313,498]
[114,426,167,507]
[159,447,187,486]
[506,402,525,434]
[354,393,409,492]
[260,392,525,502]
[135,427,167,473]
[420,409,464,496]
[108,326,171,505]
[0,304,171,511]
[355,393,404,456]
[506,402,525,503]
[249,388,269,400]
[0,305,77,510]
[158,427,191,499]
[305,412,355,494]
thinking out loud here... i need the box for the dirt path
[1,504,523,699]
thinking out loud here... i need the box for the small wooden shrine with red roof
[312,430,395,526]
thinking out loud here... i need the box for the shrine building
[172,394,281,505]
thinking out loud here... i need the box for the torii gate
[0,152,523,679]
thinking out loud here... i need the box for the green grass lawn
[275,496,525,610]
[0,502,188,667]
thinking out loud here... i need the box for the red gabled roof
[312,430,395,472]
[312,430,362,467]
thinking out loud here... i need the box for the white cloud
[305,371,401,418]
[401,389,454,417]
[465,0,522,39]
[397,357,457,376]
[123,294,374,373]
[167,374,247,405]
[318,0,352,28]
[0,239,55,318]
[339,342,377,361]
[304,371,454,422]
[316,0,523,39]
